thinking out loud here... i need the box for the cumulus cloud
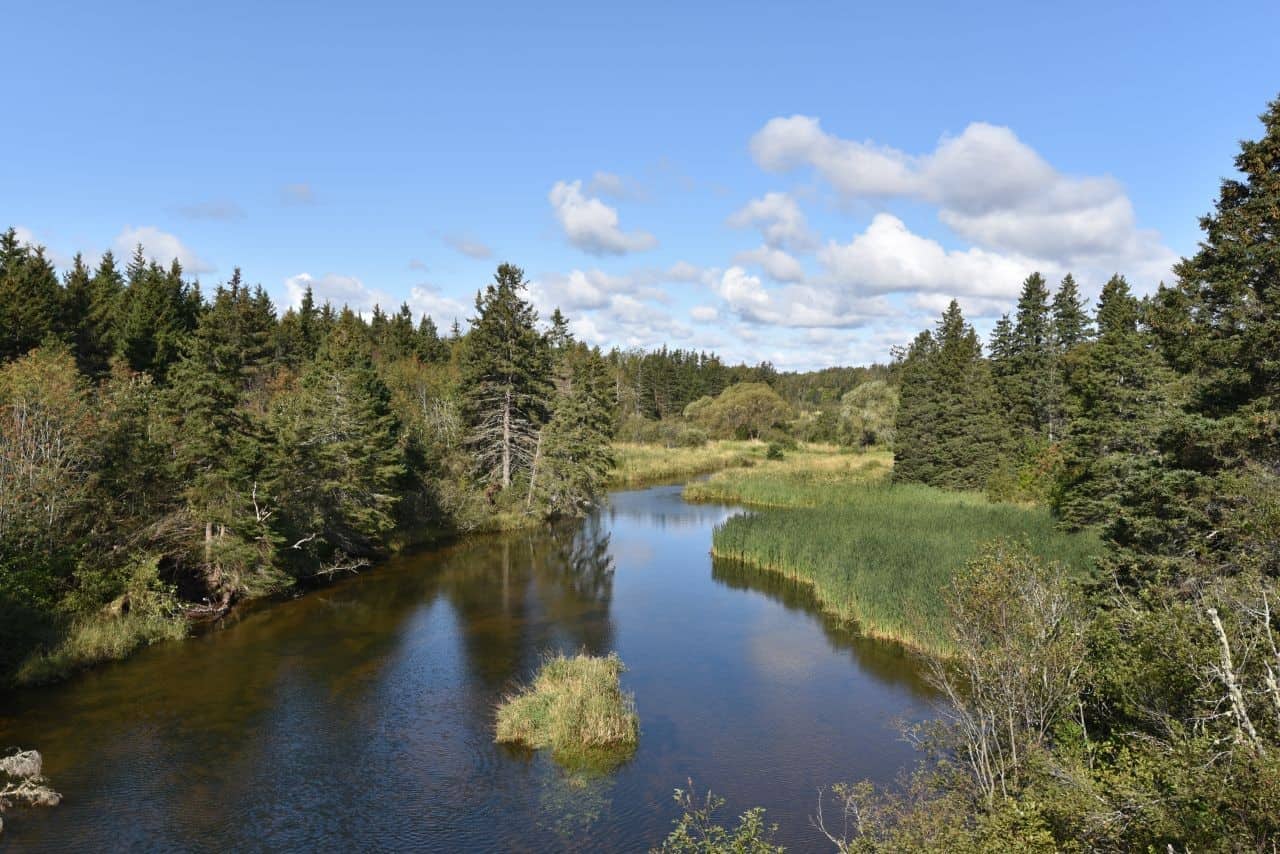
[711,266,888,328]
[442,233,493,259]
[408,284,470,327]
[173,199,245,221]
[115,225,214,273]
[750,116,1175,278]
[280,183,316,205]
[817,213,1042,299]
[549,180,657,256]
[690,305,719,322]
[12,226,72,268]
[726,191,815,250]
[732,245,806,282]
[284,272,394,314]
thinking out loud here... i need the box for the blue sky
[5,0,1279,369]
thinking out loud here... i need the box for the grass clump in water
[495,651,639,770]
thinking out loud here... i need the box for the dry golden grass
[495,652,639,770]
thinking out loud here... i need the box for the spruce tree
[272,322,406,564]
[530,343,615,516]
[1007,272,1055,439]
[1051,273,1093,352]
[894,301,1005,490]
[1128,96,1280,581]
[1054,276,1175,529]
[459,264,552,490]
[0,229,61,361]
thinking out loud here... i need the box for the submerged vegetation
[495,652,639,770]
[691,448,1099,654]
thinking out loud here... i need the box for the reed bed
[693,451,1101,656]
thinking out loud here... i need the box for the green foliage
[697,452,1099,654]
[838,380,898,448]
[460,263,553,490]
[654,786,784,854]
[893,302,1006,491]
[688,382,792,440]
[765,442,785,461]
[0,229,61,362]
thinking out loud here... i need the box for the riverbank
[687,448,1101,656]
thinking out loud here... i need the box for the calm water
[0,484,932,852]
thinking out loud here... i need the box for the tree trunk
[502,388,512,489]
[526,429,543,509]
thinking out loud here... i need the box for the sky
[4,1,1279,370]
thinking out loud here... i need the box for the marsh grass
[689,449,1101,656]
[607,440,764,487]
[495,652,639,771]
[15,608,187,686]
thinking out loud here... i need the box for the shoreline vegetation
[606,440,764,487]
[686,447,1101,655]
[495,652,639,771]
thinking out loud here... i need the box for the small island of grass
[495,652,639,770]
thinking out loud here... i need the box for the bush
[765,442,785,461]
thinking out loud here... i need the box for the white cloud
[408,284,470,327]
[690,305,719,322]
[751,116,918,197]
[726,191,815,250]
[750,116,1175,280]
[12,226,72,269]
[549,180,657,256]
[733,245,806,282]
[817,213,1042,299]
[115,225,214,274]
[711,266,888,328]
[284,272,395,314]
[442,234,493,259]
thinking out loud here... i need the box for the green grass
[495,652,639,770]
[689,449,1101,656]
[607,440,765,487]
[15,607,188,686]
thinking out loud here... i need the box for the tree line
[0,254,614,684]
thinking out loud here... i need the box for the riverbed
[0,483,932,852]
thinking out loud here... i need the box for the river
[0,483,933,852]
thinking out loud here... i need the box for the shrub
[765,442,785,461]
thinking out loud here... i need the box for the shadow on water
[0,483,932,852]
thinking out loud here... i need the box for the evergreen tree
[88,250,126,364]
[1054,276,1176,529]
[0,229,61,361]
[272,323,406,563]
[1126,96,1280,582]
[1007,272,1055,439]
[530,343,615,516]
[116,247,195,380]
[415,314,449,362]
[894,301,1006,490]
[1051,273,1093,351]
[459,264,552,490]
